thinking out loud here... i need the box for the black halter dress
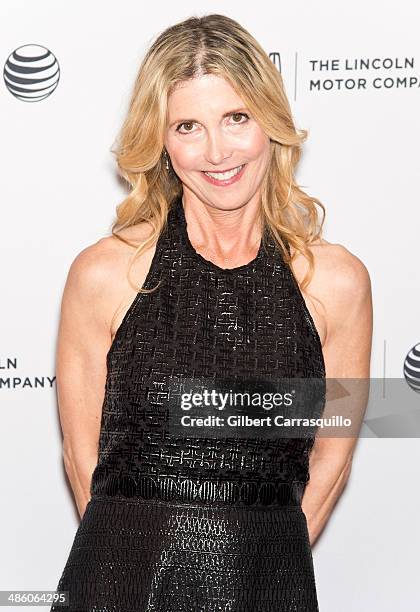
[52,194,326,612]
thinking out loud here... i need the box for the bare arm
[300,245,373,545]
[56,240,125,519]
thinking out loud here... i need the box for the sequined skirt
[51,495,319,612]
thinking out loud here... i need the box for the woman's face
[164,74,271,209]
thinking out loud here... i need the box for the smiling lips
[202,164,246,186]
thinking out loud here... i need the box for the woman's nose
[204,132,232,167]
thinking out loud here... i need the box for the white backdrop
[1,1,419,610]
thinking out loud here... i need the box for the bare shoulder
[68,222,152,288]
[320,240,371,305]
[291,238,371,298]
[289,238,372,346]
[64,222,156,337]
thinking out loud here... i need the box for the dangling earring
[164,150,170,171]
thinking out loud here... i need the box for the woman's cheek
[237,128,269,159]
[172,148,202,172]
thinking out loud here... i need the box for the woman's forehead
[167,75,245,115]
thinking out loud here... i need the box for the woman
[52,13,372,612]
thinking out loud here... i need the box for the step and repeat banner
[1,1,419,610]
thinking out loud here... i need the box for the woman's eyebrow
[169,107,249,127]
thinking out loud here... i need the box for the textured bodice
[90,195,326,508]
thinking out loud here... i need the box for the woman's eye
[176,122,195,134]
[231,112,249,124]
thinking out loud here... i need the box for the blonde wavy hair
[110,13,325,297]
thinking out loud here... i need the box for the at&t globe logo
[3,44,60,102]
[404,342,420,393]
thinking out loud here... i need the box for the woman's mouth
[201,164,246,186]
